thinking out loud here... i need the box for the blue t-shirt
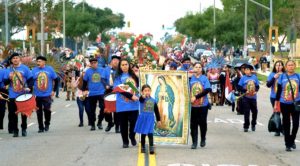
[189,75,211,107]
[238,74,259,99]
[32,65,57,97]
[0,68,6,88]
[113,73,139,112]
[140,97,157,113]
[83,67,108,96]
[267,72,283,99]
[6,64,33,99]
[104,66,117,86]
[277,73,300,104]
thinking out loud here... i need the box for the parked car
[193,48,205,60]
[86,46,98,57]
[280,45,290,52]
[202,50,214,57]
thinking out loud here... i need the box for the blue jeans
[76,97,91,124]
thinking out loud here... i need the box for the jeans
[36,96,52,130]
[76,97,91,124]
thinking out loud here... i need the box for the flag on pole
[225,71,234,103]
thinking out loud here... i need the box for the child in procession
[134,84,161,154]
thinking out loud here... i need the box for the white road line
[27,122,35,127]
[65,104,71,108]
[51,111,56,115]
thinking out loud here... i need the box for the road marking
[65,104,71,108]
[27,122,35,127]
[51,111,56,115]
[295,139,300,143]
[137,143,145,166]
[149,152,156,166]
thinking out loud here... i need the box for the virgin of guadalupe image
[12,72,23,92]
[246,80,256,97]
[37,72,48,91]
[284,80,298,101]
[154,75,175,134]
[191,83,204,106]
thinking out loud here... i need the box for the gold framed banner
[139,70,190,145]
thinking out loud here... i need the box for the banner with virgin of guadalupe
[139,70,190,145]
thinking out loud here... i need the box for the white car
[202,50,214,57]
[86,46,98,57]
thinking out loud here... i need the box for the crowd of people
[0,41,299,154]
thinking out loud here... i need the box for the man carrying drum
[0,66,8,130]
[3,53,33,137]
[104,55,121,133]
[82,57,110,131]
[32,56,59,133]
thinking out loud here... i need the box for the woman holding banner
[190,62,211,149]
[113,59,139,148]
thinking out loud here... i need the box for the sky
[13,0,223,41]
[76,0,223,41]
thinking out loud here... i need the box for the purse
[285,73,300,112]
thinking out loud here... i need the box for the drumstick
[0,92,9,101]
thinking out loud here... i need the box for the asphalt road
[0,85,299,166]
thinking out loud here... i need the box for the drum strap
[12,67,26,89]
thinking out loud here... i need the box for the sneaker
[292,143,296,149]
[90,125,95,131]
[141,147,146,153]
[13,131,19,137]
[66,98,70,101]
[78,123,83,127]
[191,143,197,149]
[97,123,103,130]
[286,146,292,152]
[44,125,49,132]
[244,128,248,132]
[130,138,137,146]
[38,129,44,133]
[149,146,155,154]
[22,129,27,137]
[274,132,280,136]
[105,123,114,132]
[200,140,206,147]
[123,144,129,148]
[251,126,256,131]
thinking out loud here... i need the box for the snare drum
[15,94,36,117]
[104,93,116,113]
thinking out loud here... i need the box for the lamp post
[213,0,216,55]
[5,0,8,46]
[243,0,248,58]
[40,0,45,56]
[63,0,66,48]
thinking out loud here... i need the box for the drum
[15,94,36,117]
[104,93,116,113]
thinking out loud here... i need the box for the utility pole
[63,0,66,48]
[269,0,273,67]
[5,0,8,46]
[213,0,216,55]
[40,0,45,56]
[244,0,248,58]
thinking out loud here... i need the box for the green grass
[296,68,300,73]
[257,73,268,83]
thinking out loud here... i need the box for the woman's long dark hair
[116,59,139,87]
[272,60,285,73]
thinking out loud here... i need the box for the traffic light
[127,21,130,28]
[29,30,33,39]
[269,26,278,43]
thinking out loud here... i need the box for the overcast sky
[76,0,223,40]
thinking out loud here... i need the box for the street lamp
[213,0,216,55]
[4,0,23,46]
[41,0,45,56]
[63,0,66,48]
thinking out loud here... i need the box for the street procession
[0,0,300,166]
